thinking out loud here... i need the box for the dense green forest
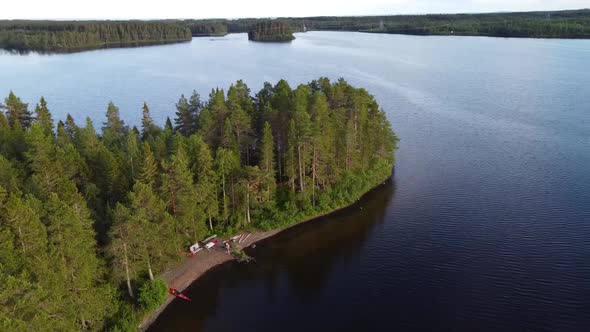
[186,20,228,36]
[201,8,590,38]
[1,9,589,52]
[0,20,191,52]
[248,21,295,41]
[0,78,397,331]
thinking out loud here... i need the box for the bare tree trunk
[209,215,213,230]
[277,144,282,181]
[18,227,26,255]
[298,144,304,193]
[123,243,134,298]
[312,146,316,207]
[147,255,154,281]
[231,180,236,214]
[246,187,251,224]
[222,173,227,221]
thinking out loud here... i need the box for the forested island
[0,20,191,52]
[0,78,397,331]
[248,21,295,41]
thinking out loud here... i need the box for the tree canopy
[0,20,191,52]
[0,78,397,330]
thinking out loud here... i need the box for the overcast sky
[2,0,588,20]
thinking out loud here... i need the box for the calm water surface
[2,32,589,331]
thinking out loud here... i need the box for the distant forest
[0,78,397,330]
[0,9,589,52]
[0,21,191,52]
[216,9,590,38]
[186,20,228,36]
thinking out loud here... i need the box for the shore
[137,228,282,331]
[138,177,392,331]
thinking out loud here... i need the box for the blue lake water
[2,32,590,331]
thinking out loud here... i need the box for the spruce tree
[34,97,54,137]
[137,142,158,190]
[174,94,194,137]
[141,102,158,139]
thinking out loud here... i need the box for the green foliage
[186,20,228,36]
[138,277,168,311]
[248,21,295,42]
[0,20,191,52]
[0,78,397,329]
[202,9,590,39]
[108,304,138,332]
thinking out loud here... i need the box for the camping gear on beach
[205,240,217,250]
[189,243,202,254]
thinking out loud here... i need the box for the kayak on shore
[169,287,191,301]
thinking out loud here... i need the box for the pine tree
[102,102,127,148]
[124,130,141,180]
[215,148,239,223]
[285,119,297,193]
[258,122,276,202]
[174,94,194,137]
[110,182,177,286]
[192,136,218,230]
[3,91,32,129]
[188,91,202,132]
[160,144,203,240]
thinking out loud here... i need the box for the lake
[2,32,589,331]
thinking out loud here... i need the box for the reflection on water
[149,180,395,332]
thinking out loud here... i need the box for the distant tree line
[248,21,295,41]
[193,9,590,39]
[0,78,397,330]
[1,9,589,52]
[186,20,228,36]
[0,20,192,52]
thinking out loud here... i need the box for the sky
[2,0,588,20]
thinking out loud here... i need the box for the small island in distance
[248,21,295,42]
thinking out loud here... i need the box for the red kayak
[169,288,192,301]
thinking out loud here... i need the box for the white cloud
[1,0,587,20]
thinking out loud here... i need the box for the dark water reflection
[150,180,395,332]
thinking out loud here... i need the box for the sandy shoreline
[138,228,282,331]
[138,177,392,331]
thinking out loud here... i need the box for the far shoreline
[139,173,394,331]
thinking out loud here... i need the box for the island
[0,78,398,331]
[248,21,295,41]
[0,20,192,52]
